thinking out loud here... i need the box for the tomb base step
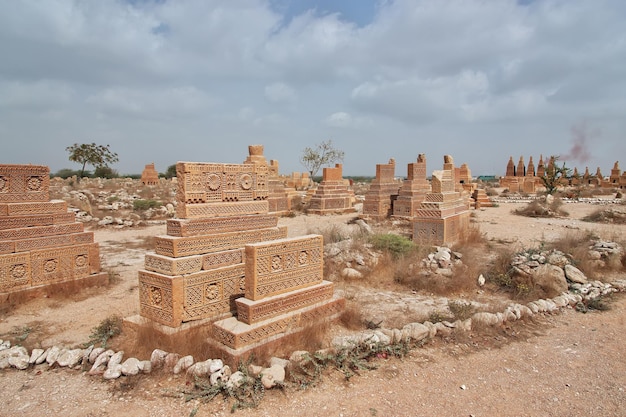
[210,296,344,368]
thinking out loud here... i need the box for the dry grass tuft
[339,301,365,330]
[581,208,626,224]
[513,198,568,218]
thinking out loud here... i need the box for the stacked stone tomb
[413,155,470,245]
[392,154,431,218]
[137,153,343,359]
[0,164,107,303]
[137,160,287,328]
[141,163,159,186]
[307,164,355,215]
[362,158,401,220]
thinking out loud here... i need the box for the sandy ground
[0,200,625,416]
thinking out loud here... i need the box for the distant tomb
[141,163,160,186]
[0,164,108,305]
[307,164,355,215]
[392,154,431,218]
[362,159,401,220]
[413,155,470,245]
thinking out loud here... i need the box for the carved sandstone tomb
[392,154,431,218]
[0,164,107,305]
[362,158,401,220]
[135,148,343,364]
[137,158,287,328]
[307,164,355,215]
[413,155,470,245]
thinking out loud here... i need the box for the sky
[1,0,625,177]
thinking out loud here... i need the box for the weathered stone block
[244,235,323,301]
[154,226,287,258]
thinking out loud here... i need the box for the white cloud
[0,80,74,108]
[85,86,215,119]
[0,0,625,176]
[264,82,297,103]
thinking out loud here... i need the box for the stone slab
[211,296,345,350]
[166,214,278,237]
[0,222,84,241]
[0,200,68,217]
[244,235,323,301]
[139,264,246,327]
[144,253,204,276]
[12,232,94,253]
[236,280,334,325]
[154,226,287,258]
[176,201,269,219]
[0,213,76,230]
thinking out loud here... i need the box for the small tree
[66,143,119,179]
[162,164,177,179]
[300,139,345,180]
[541,156,571,195]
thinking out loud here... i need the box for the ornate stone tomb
[0,164,107,303]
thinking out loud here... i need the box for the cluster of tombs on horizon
[1,146,623,365]
[499,155,626,193]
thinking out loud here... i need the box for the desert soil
[0,201,625,417]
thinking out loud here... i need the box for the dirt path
[1,295,624,416]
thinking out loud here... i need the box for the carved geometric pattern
[167,214,278,237]
[30,244,92,285]
[0,252,31,292]
[236,281,334,324]
[245,235,323,301]
[0,222,84,241]
[176,200,269,219]
[12,232,94,253]
[0,213,75,231]
[212,297,344,349]
[155,226,287,258]
[0,200,67,217]
[0,165,50,203]
[182,264,245,322]
[175,162,269,217]
[202,249,244,270]
[138,270,181,327]
[144,253,203,276]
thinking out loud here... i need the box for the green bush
[133,199,162,211]
[370,233,415,258]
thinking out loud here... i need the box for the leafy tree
[541,156,571,195]
[300,139,345,180]
[66,143,119,179]
[162,164,177,179]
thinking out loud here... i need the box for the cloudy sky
[1,0,624,177]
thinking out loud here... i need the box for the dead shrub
[582,208,626,224]
[513,199,568,218]
[447,300,476,321]
[114,320,216,362]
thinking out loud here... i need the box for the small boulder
[564,264,588,284]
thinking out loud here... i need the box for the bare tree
[300,140,345,180]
